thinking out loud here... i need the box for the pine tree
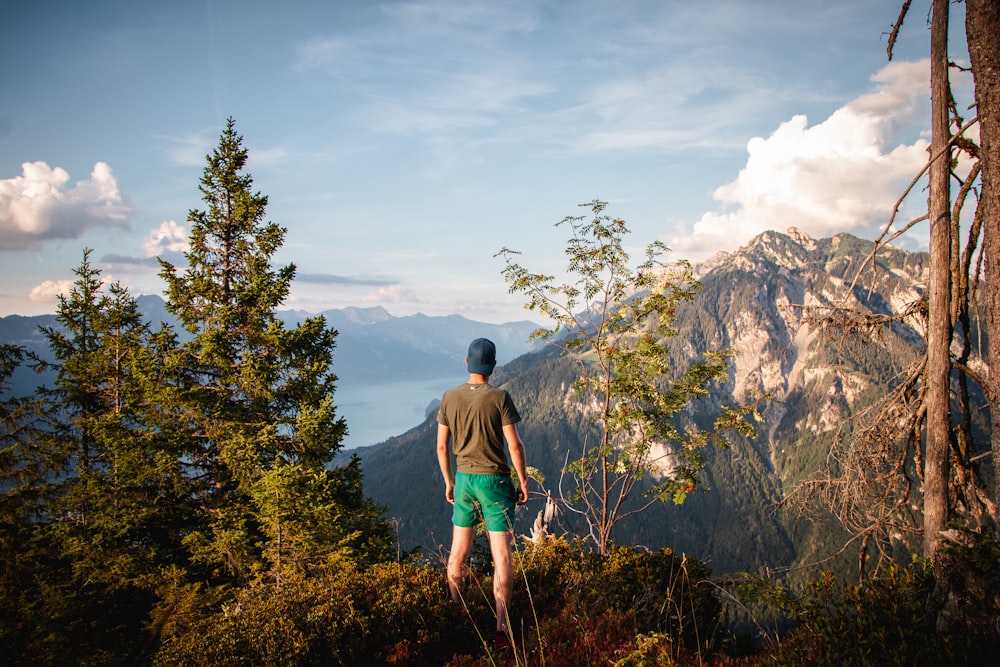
[0,343,48,657]
[17,251,168,663]
[159,118,390,585]
[0,343,44,528]
[36,253,170,582]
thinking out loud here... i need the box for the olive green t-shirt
[437,382,521,475]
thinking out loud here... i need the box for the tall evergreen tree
[158,118,389,585]
[36,253,168,578]
[0,343,44,529]
[0,343,49,659]
[13,251,169,664]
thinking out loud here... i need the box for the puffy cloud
[0,161,133,250]
[142,220,189,257]
[669,60,932,260]
[28,279,75,303]
[28,271,120,304]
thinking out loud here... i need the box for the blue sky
[0,1,971,324]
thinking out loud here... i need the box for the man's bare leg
[447,526,475,601]
[487,529,514,633]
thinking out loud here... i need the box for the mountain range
[0,296,540,448]
[5,228,980,578]
[340,228,961,578]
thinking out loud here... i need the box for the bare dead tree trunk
[924,0,952,557]
[965,0,1000,517]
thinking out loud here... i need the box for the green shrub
[152,538,1000,666]
[496,539,721,665]
[153,563,475,666]
[763,559,990,666]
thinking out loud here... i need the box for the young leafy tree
[158,118,390,585]
[498,200,759,555]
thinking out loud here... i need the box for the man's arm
[503,422,529,504]
[437,423,455,504]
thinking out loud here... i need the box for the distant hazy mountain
[343,229,960,576]
[295,306,540,385]
[0,298,540,427]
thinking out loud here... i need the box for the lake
[336,376,458,449]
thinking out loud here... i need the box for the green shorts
[453,472,516,532]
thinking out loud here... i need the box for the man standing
[437,338,529,651]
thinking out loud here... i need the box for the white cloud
[0,161,133,250]
[28,270,119,304]
[668,60,932,260]
[383,0,542,34]
[362,284,418,304]
[292,2,550,149]
[294,36,350,72]
[28,279,75,303]
[579,59,775,154]
[142,220,190,256]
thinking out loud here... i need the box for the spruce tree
[21,251,167,663]
[0,343,43,529]
[0,343,48,658]
[36,253,171,582]
[159,118,389,585]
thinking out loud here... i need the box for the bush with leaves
[493,538,721,665]
[154,563,477,666]
[498,200,761,555]
[758,556,997,666]
[148,539,724,667]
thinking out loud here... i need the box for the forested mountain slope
[349,229,940,576]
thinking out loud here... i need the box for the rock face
[688,229,928,481]
[351,229,956,577]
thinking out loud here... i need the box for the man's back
[438,382,520,475]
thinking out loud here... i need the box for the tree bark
[924,0,952,557]
[965,0,1000,518]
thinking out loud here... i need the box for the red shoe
[494,630,510,651]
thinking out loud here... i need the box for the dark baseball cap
[467,338,497,375]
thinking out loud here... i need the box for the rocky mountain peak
[338,305,393,325]
[786,226,816,248]
[694,250,732,279]
[738,228,817,273]
[683,229,928,455]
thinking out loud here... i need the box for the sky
[0,1,973,325]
